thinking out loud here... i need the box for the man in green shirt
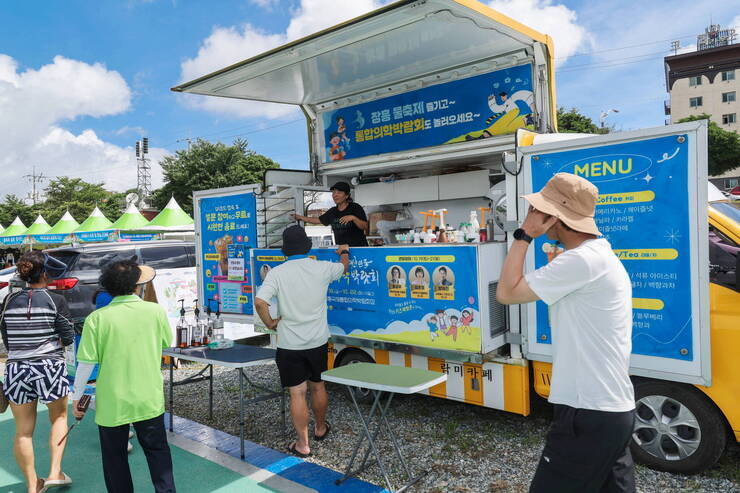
[72,259,175,493]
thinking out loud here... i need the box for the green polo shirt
[78,295,172,427]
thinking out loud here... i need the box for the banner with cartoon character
[529,134,695,361]
[199,194,258,315]
[252,246,482,352]
[319,64,534,162]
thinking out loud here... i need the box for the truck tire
[631,380,727,474]
[334,349,375,404]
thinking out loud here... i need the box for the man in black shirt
[292,182,369,246]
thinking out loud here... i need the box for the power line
[22,166,47,206]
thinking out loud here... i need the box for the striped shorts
[3,359,70,405]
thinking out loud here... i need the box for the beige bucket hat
[136,265,156,284]
[522,172,601,236]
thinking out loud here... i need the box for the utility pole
[177,137,193,151]
[23,166,46,205]
[135,137,151,207]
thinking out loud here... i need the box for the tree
[39,177,125,224]
[557,107,609,134]
[677,114,740,176]
[151,138,279,215]
[0,195,34,227]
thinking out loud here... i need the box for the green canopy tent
[0,217,28,247]
[113,203,158,241]
[26,215,51,236]
[73,206,115,243]
[140,197,194,232]
[35,211,80,244]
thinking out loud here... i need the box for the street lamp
[599,109,619,128]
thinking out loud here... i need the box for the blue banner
[530,134,693,361]
[119,232,158,242]
[0,235,26,246]
[199,193,257,315]
[320,64,534,162]
[33,234,70,244]
[253,246,482,352]
[75,231,115,243]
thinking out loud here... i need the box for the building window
[722,91,736,103]
[721,70,735,81]
[689,97,703,108]
[689,76,702,86]
[722,113,736,124]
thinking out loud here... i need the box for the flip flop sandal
[314,421,331,441]
[287,441,311,458]
[41,472,72,490]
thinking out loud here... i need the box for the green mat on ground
[0,406,272,493]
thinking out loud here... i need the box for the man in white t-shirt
[255,225,349,458]
[496,173,636,492]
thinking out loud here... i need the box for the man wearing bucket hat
[71,259,176,493]
[496,173,635,492]
[254,225,350,457]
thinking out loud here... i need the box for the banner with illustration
[252,246,482,352]
[198,193,257,315]
[75,230,116,243]
[529,134,694,361]
[0,235,27,246]
[32,234,70,244]
[120,232,158,241]
[319,64,534,162]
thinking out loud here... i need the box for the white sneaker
[127,441,133,453]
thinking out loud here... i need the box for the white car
[0,266,16,301]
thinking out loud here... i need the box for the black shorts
[529,404,636,493]
[275,343,328,388]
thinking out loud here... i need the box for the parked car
[13,240,197,323]
[0,266,17,301]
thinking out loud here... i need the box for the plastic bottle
[206,299,215,343]
[176,299,189,348]
[213,300,225,341]
[195,301,208,345]
[470,211,480,234]
[413,230,421,243]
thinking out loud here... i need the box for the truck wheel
[335,349,375,404]
[631,380,727,474]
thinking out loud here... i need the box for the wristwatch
[339,250,350,255]
[513,228,533,244]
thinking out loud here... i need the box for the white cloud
[179,0,385,119]
[487,0,590,64]
[0,54,168,197]
[115,125,148,136]
[249,0,278,9]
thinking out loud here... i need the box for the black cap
[282,225,312,256]
[329,181,351,194]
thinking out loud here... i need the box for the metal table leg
[336,387,427,493]
[169,358,174,432]
[239,368,245,460]
[209,364,214,420]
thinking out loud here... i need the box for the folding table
[163,344,285,459]
[322,362,447,493]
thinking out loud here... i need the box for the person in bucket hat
[496,173,636,492]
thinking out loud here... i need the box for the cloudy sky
[1,0,737,201]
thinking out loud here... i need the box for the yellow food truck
[175,0,740,474]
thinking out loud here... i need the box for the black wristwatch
[339,250,350,256]
[513,228,533,244]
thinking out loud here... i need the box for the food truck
[174,0,740,474]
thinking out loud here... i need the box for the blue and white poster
[530,134,694,361]
[119,232,158,242]
[253,246,482,352]
[320,64,534,162]
[33,234,70,244]
[199,193,257,315]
